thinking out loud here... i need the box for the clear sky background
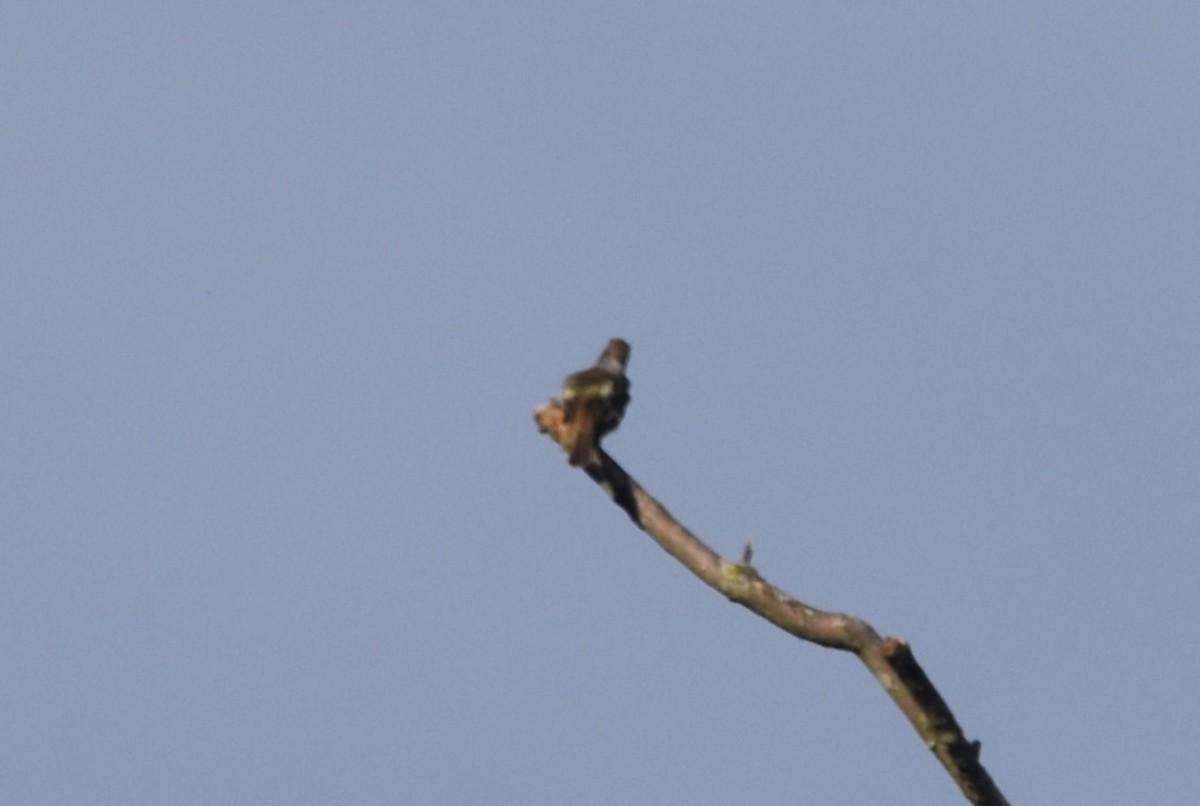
[3,4,1198,804]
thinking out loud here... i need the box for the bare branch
[534,400,1009,806]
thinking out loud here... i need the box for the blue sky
[4,4,1199,803]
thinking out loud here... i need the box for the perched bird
[561,338,631,466]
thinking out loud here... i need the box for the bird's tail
[568,414,596,467]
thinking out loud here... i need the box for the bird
[561,338,631,466]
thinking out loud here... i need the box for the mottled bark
[535,400,1009,806]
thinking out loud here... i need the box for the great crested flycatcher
[561,338,631,466]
